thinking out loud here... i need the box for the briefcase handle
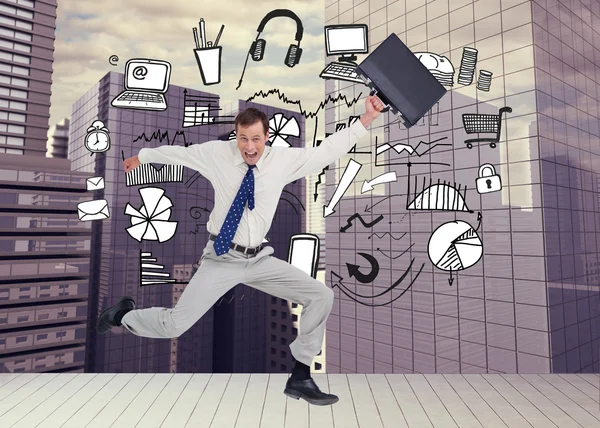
[369,89,390,113]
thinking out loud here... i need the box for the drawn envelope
[86,176,105,191]
[77,199,110,221]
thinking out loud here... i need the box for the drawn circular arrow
[346,252,380,283]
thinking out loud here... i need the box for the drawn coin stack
[476,70,493,91]
[457,47,478,85]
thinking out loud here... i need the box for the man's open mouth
[246,152,257,159]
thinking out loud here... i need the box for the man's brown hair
[235,108,269,135]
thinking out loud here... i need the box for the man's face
[237,120,269,165]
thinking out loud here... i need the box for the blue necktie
[214,164,255,256]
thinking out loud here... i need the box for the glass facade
[0,0,55,157]
[324,0,599,373]
[0,157,91,373]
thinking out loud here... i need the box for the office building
[323,0,599,373]
[0,154,91,373]
[69,71,219,373]
[47,117,68,158]
[0,0,56,157]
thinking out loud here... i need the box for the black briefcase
[355,33,447,129]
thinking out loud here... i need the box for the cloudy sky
[50,0,330,140]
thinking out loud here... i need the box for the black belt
[208,233,263,255]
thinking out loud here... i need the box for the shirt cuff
[138,148,152,164]
[350,118,369,139]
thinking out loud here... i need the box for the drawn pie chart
[427,220,483,271]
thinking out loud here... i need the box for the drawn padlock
[476,163,502,194]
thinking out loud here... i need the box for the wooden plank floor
[0,373,597,427]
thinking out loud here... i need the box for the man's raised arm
[123,141,217,177]
[282,95,384,183]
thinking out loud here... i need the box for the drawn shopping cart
[462,107,512,149]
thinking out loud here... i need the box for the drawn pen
[192,27,200,49]
[199,18,206,48]
[213,24,224,47]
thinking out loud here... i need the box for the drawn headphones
[237,9,304,90]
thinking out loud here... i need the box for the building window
[281,300,286,306]
[0,39,30,53]
[0,16,33,31]
[36,333,47,340]
[281,325,287,333]
[271,296,277,304]
[0,51,29,64]
[315,362,322,370]
[18,286,29,291]
[0,87,27,98]
[292,314,298,322]
[0,123,25,134]
[271,347,276,355]
[5,0,35,8]
[16,315,28,322]
[292,327,297,335]
[271,322,276,329]
[270,334,276,342]
[0,64,30,75]
[291,303,298,308]
[280,337,286,345]
[0,27,32,42]
[0,4,34,19]
[0,99,27,110]
[271,309,277,316]
[38,313,49,320]
[13,367,25,372]
[280,364,287,371]
[281,312,287,320]
[56,331,66,338]
[271,360,276,368]
[15,336,27,343]
[280,350,286,358]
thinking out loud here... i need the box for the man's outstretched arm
[282,95,384,183]
[123,141,217,177]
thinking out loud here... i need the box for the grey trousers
[121,240,334,367]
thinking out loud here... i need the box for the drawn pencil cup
[193,46,222,85]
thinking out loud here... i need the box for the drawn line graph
[376,136,450,157]
[246,89,363,119]
[133,130,191,147]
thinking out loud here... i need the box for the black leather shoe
[96,296,135,334]
[284,377,339,405]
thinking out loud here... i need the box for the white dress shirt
[137,119,368,248]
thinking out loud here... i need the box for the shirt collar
[232,141,270,171]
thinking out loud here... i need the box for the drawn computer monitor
[324,24,368,63]
[287,233,320,279]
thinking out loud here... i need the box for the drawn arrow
[475,212,483,232]
[313,166,329,201]
[364,194,403,212]
[361,171,398,193]
[323,159,362,217]
[346,253,380,283]
[331,258,413,299]
[340,213,384,233]
[330,261,425,307]
[448,267,454,286]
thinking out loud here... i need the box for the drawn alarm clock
[84,120,111,153]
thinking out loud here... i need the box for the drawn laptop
[355,33,446,129]
[111,59,171,111]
